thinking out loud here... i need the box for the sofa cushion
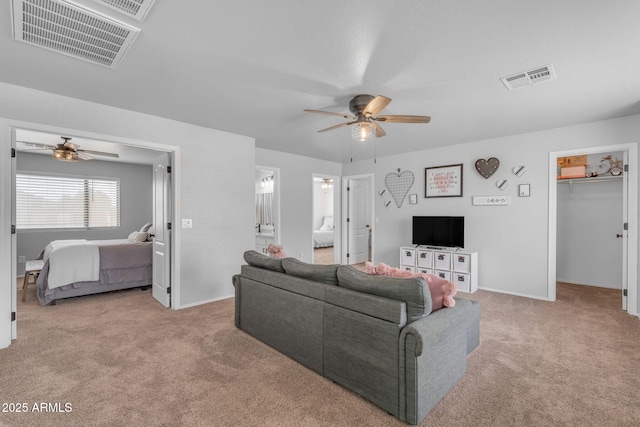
[282,258,338,286]
[337,265,432,321]
[243,250,285,273]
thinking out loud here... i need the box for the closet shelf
[557,176,623,185]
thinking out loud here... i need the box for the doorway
[7,123,179,343]
[548,143,638,316]
[312,174,339,265]
[342,174,374,267]
[255,166,280,255]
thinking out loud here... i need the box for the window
[16,173,120,230]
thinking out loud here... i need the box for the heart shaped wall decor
[385,170,414,208]
[475,157,500,179]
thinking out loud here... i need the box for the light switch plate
[519,184,530,197]
[182,219,193,229]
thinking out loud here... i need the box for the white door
[347,177,372,264]
[152,153,171,307]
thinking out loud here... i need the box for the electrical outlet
[18,256,25,263]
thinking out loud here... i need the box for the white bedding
[313,230,334,248]
[314,215,334,248]
[44,240,100,289]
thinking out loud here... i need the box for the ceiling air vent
[11,0,140,69]
[89,0,155,21]
[501,64,556,91]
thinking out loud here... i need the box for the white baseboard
[478,286,552,301]
[176,293,234,309]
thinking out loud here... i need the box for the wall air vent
[88,0,155,21]
[11,0,140,69]
[501,64,556,91]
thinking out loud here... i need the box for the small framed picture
[409,194,418,204]
[425,164,463,198]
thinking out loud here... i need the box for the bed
[313,216,334,248]
[36,238,153,305]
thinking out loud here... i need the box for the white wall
[343,114,640,302]
[256,148,342,262]
[0,82,255,347]
[557,179,623,288]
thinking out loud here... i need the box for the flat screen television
[412,216,464,248]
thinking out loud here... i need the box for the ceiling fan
[304,94,431,141]
[19,137,119,162]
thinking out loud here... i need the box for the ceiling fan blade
[363,96,392,117]
[77,151,93,161]
[17,141,57,150]
[317,122,353,133]
[304,109,353,119]
[78,149,120,158]
[374,115,431,123]
[372,121,386,138]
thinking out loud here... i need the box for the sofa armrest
[398,299,477,424]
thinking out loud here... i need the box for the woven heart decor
[475,157,500,179]
[385,170,414,208]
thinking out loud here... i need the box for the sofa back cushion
[282,258,338,286]
[243,250,285,273]
[337,265,432,321]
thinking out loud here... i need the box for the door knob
[616,233,623,238]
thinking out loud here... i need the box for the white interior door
[152,153,171,307]
[347,177,372,265]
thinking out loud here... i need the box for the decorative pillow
[244,250,285,273]
[282,258,338,286]
[337,265,432,321]
[128,231,148,242]
[319,216,334,231]
[364,261,457,312]
[139,222,153,233]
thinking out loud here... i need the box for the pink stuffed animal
[364,261,457,310]
[267,244,287,259]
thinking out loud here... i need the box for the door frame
[341,173,374,265]
[2,119,180,347]
[311,173,341,264]
[547,143,638,317]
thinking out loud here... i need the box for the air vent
[89,0,155,21]
[11,0,140,69]
[501,64,556,91]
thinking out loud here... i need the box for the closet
[556,152,624,289]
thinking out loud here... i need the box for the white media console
[399,246,478,293]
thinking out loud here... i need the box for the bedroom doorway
[548,143,638,317]
[6,124,178,344]
[312,174,340,265]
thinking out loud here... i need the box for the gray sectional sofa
[232,250,480,425]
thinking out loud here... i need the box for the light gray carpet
[1,281,638,426]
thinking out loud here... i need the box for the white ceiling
[3,0,640,164]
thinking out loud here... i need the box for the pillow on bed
[139,222,153,233]
[319,216,334,231]
[128,231,148,242]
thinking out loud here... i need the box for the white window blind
[16,174,120,230]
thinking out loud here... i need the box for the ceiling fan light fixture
[352,120,375,142]
[53,149,78,162]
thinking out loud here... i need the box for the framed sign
[425,164,463,198]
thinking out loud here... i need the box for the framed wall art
[425,163,463,198]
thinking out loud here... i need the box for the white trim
[478,286,551,301]
[548,143,638,317]
[178,294,233,309]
